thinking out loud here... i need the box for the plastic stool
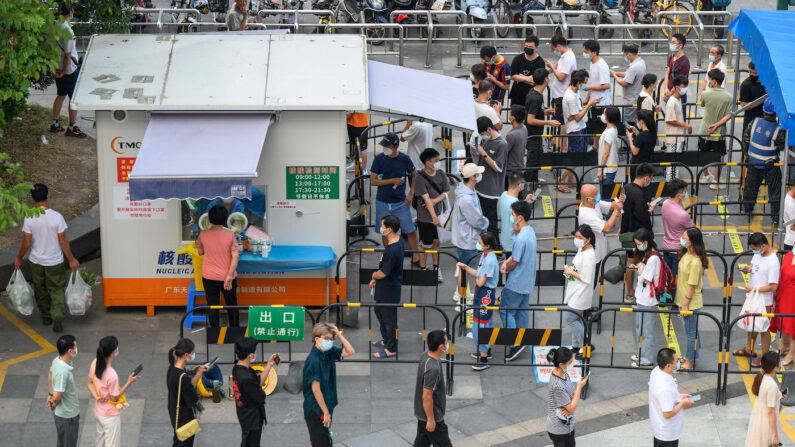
[184,281,207,330]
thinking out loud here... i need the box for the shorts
[417,221,439,246]
[698,137,726,156]
[55,68,79,98]
[375,200,416,234]
[347,125,369,149]
[567,129,587,153]
[586,106,607,136]
[552,97,564,125]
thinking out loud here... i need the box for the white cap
[221,197,235,205]
[461,163,485,179]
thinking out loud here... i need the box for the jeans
[457,248,479,269]
[683,313,700,362]
[374,305,398,352]
[500,288,530,331]
[662,252,679,278]
[635,304,658,365]
[563,307,585,348]
[30,261,67,320]
[548,430,576,447]
[54,414,80,447]
[202,277,239,327]
[413,420,453,447]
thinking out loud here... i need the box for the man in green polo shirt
[47,335,79,447]
[302,323,355,447]
[698,68,734,190]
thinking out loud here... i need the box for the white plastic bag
[66,272,92,316]
[737,289,770,333]
[437,195,453,244]
[6,269,34,316]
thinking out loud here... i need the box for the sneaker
[624,295,636,304]
[709,180,718,190]
[65,126,87,138]
[472,357,490,371]
[632,361,653,368]
[361,169,369,176]
[470,349,493,360]
[53,318,63,333]
[42,317,53,326]
[437,268,444,283]
[49,123,64,133]
[631,354,639,362]
[505,346,526,362]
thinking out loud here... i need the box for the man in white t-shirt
[546,35,576,154]
[736,232,780,366]
[582,40,611,151]
[649,348,694,446]
[51,4,86,138]
[401,120,434,170]
[663,76,692,181]
[577,184,624,286]
[14,184,80,333]
[701,44,728,92]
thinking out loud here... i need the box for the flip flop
[751,359,762,368]
[373,349,396,359]
[372,340,386,348]
[732,348,757,357]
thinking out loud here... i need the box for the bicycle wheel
[494,0,511,38]
[660,2,692,37]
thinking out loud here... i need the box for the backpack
[647,251,676,305]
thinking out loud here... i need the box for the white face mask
[480,133,491,142]
[475,174,483,183]
[573,238,585,249]
[382,147,392,156]
[115,348,120,358]
[599,115,607,124]
[433,161,442,170]
[680,86,688,95]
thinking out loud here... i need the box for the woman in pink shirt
[197,205,240,327]
[87,336,138,447]
[661,179,694,277]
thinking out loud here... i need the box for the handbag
[175,373,201,441]
[737,289,770,333]
[93,372,128,411]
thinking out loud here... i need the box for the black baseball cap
[379,133,400,147]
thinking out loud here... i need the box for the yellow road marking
[0,304,57,392]
[717,195,728,220]
[542,195,554,218]
[658,308,682,357]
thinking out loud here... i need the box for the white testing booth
[71,33,476,314]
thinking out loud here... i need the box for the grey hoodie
[452,182,489,250]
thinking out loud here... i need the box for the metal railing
[456,23,537,67]
[656,10,705,66]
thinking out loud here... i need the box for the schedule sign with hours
[248,306,305,341]
[286,166,339,200]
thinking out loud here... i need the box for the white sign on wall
[532,346,584,384]
[113,186,168,220]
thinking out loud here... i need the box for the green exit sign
[248,306,305,341]
[286,166,339,200]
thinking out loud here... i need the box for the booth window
[180,186,267,242]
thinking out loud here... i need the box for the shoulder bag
[175,373,201,441]
[92,368,128,411]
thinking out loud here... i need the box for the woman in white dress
[745,351,785,447]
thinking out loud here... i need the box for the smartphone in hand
[208,356,219,368]
[689,394,701,402]
[132,364,143,376]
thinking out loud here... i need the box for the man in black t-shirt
[508,36,546,107]
[620,163,657,303]
[413,330,451,447]
[739,62,766,146]
[232,337,279,447]
[369,215,404,358]
[524,68,561,183]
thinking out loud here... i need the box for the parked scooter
[623,0,654,41]
[458,0,493,39]
[334,0,390,44]
[494,0,543,38]
[583,0,616,38]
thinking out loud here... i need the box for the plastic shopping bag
[5,269,34,316]
[737,289,770,333]
[66,271,93,316]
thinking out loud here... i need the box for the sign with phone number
[286,166,339,200]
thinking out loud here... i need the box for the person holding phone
[746,351,785,447]
[232,337,279,447]
[87,336,138,447]
[649,348,694,447]
[167,338,210,447]
[546,347,588,447]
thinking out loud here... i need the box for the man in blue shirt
[369,215,404,358]
[303,322,355,447]
[370,133,421,264]
[500,200,537,361]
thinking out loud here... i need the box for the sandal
[732,347,757,357]
[373,349,396,359]
[372,340,386,349]
[751,359,762,368]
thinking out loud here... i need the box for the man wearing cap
[370,133,421,263]
[452,163,489,269]
[474,116,508,244]
[742,99,787,226]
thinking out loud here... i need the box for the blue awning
[129,113,272,201]
[728,10,795,145]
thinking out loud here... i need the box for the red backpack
[647,251,676,305]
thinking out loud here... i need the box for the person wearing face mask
[663,33,690,112]
[524,68,560,185]
[505,104,528,174]
[739,62,766,136]
[701,44,727,94]
[546,34,577,157]
[545,347,589,447]
[499,173,529,253]
[457,232,499,370]
[413,330,452,446]
[508,35,546,107]
[734,233,780,367]
[48,335,80,447]
[369,215,404,358]
[663,76,692,181]
[742,99,786,227]
[452,163,489,270]
[473,80,503,133]
[628,228,662,367]
[562,225,597,360]
[596,106,621,190]
[563,70,598,158]
[620,163,656,303]
[610,43,646,125]
[474,116,508,243]
[303,323,355,447]
[699,68,733,190]
[412,148,450,278]
[581,40,611,151]
[577,183,624,286]
[648,348,694,447]
[88,336,138,447]
[167,338,210,447]
[637,73,663,115]
[481,45,511,105]
[626,109,658,179]
[401,120,434,171]
[660,179,693,277]
[675,227,708,371]
[232,337,279,447]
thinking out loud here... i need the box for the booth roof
[71,33,369,111]
[728,10,795,145]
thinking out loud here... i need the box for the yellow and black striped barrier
[476,328,561,347]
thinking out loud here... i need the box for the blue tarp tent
[728,10,795,145]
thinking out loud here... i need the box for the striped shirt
[547,371,576,435]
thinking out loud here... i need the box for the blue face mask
[510,215,516,225]
[752,249,762,256]
[553,50,561,57]
[582,52,591,60]
[669,43,677,53]
[486,60,494,65]
[579,84,586,91]
[190,352,196,361]
[624,56,630,64]
[476,242,484,251]
[676,359,681,371]
[680,237,688,248]
[319,339,334,352]
[680,86,688,95]
[708,54,716,62]
[594,194,601,204]
[636,243,646,251]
